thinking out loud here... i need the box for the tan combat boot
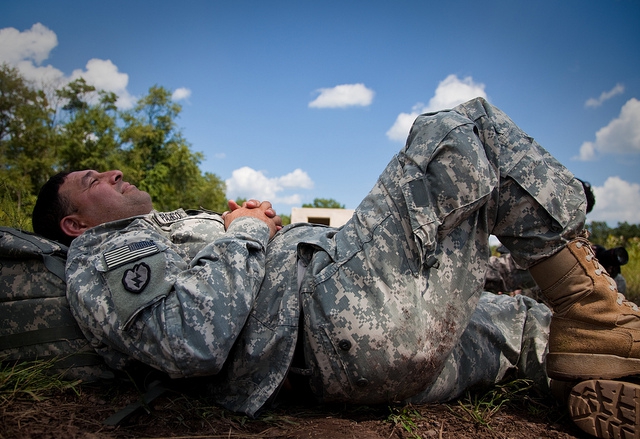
[529,237,640,381]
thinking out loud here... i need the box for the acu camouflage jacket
[66,209,334,416]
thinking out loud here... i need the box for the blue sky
[2,0,639,226]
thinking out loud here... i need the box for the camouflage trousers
[300,98,585,404]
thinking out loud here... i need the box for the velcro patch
[103,241,159,270]
[153,209,187,226]
[408,178,430,207]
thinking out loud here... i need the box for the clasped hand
[222,199,283,238]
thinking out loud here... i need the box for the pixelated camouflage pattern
[66,209,269,375]
[297,98,584,406]
[408,292,551,404]
[0,228,110,381]
[64,98,585,416]
[484,253,544,301]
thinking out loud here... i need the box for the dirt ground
[0,374,593,439]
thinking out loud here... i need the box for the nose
[103,170,123,184]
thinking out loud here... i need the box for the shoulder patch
[103,241,159,270]
[121,262,151,294]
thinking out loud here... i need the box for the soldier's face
[60,170,153,231]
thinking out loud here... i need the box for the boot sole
[547,353,640,380]
[568,380,640,439]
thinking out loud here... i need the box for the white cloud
[0,23,57,65]
[172,87,192,101]
[585,83,625,108]
[309,83,375,108]
[576,98,640,161]
[386,74,487,142]
[70,59,135,108]
[225,166,314,205]
[589,177,640,224]
[0,23,66,86]
[0,23,136,109]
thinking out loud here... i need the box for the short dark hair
[32,171,74,246]
[576,178,596,214]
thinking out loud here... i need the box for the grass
[620,237,640,303]
[387,405,424,438]
[0,360,575,438]
[451,379,551,429]
[0,359,80,404]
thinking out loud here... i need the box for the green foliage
[0,67,228,230]
[193,172,229,213]
[586,221,640,302]
[56,79,123,172]
[619,237,640,303]
[0,64,57,229]
[302,198,345,209]
[587,221,640,245]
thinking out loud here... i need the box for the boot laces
[617,293,639,311]
[576,239,638,311]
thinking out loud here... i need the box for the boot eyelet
[575,242,583,248]
[586,255,593,261]
[595,269,602,275]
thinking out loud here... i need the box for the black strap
[52,352,110,369]
[0,325,86,350]
[103,380,168,426]
[41,254,67,281]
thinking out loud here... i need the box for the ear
[60,214,90,238]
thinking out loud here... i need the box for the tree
[587,221,640,247]
[56,79,123,172]
[587,221,611,246]
[0,70,228,229]
[302,198,345,209]
[120,86,225,211]
[0,64,57,228]
[192,172,228,213]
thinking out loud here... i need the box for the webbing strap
[0,325,86,350]
[103,381,168,426]
[50,352,107,368]
[41,254,67,281]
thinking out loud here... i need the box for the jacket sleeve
[66,216,271,378]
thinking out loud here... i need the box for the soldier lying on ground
[32,98,640,439]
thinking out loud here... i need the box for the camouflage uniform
[484,253,545,302]
[66,98,586,417]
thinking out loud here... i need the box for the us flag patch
[103,241,159,270]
